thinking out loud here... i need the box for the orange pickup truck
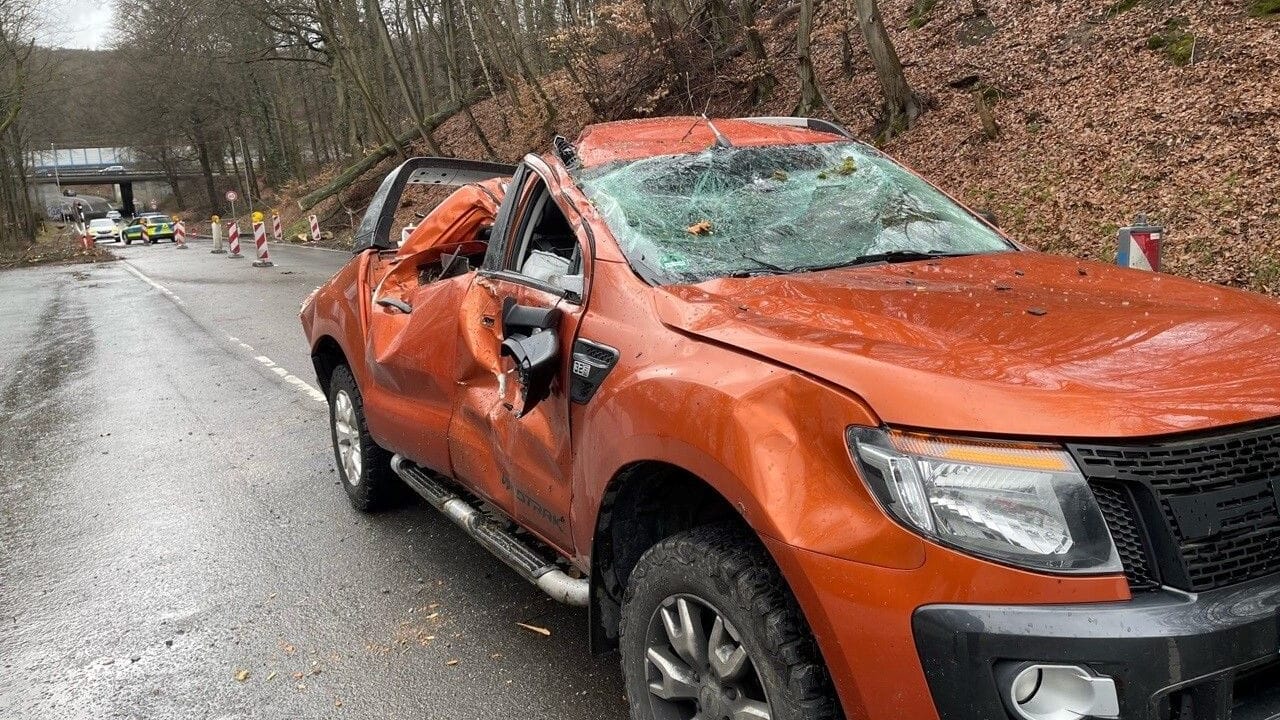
[301,116,1280,720]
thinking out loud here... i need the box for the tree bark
[794,0,824,116]
[737,0,775,105]
[855,0,922,135]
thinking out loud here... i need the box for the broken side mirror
[499,298,562,416]
[556,274,584,302]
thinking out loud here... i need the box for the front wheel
[621,525,842,720]
[327,365,399,511]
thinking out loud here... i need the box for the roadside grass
[0,223,117,271]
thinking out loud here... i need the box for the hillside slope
[300,0,1279,292]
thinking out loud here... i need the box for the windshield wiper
[790,249,972,273]
[731,252,792,277]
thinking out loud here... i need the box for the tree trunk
[371,0,445,155]
[296,90,486,213]
[192,121,220,211]
[794,0,824,116]
[737,0,775,105]
[855,0,922,135]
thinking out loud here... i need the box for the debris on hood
[687,220,714,236]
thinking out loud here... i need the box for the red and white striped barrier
[227,221,243,258]
[272,212,283,243]
[309,214,321,243]
[175,220,188,249]
[252,220,274,267]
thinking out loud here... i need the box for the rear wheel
[621,525,842,720]
[328,365,398,511]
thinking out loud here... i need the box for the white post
[210,215,225,254]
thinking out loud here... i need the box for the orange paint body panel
[301,117,1280,720]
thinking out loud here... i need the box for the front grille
[1090,482,1158,588]
[1070,421,1280,592]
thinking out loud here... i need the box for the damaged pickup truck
[301,116,1280,720]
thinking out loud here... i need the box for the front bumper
[914,574,1280,720]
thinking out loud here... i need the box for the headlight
[849,427,1121,573]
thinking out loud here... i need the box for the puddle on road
[0,277,95,479]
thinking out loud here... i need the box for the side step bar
[390,455,589,607]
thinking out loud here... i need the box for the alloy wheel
[332,390,362,485]
[644,594,773,720]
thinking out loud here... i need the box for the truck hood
[653,251,1280,438]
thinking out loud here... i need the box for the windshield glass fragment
[573,142,1014,284]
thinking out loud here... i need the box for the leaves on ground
[516,622,552,637]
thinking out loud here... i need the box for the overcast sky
[39,0,114,50]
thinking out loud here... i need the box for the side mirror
[499,297,562,416]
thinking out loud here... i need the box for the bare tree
[854,0,922,134]
[0,0,40,247]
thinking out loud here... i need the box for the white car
[87,218,120,243]
[105,209,122,221]
[98,165,126,174]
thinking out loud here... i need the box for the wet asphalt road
[0,238,626,719]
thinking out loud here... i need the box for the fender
[570,348,927,571]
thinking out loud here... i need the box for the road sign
[225,190,238,202]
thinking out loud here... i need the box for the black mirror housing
[501,330,559,416]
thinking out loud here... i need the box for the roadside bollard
[174,217,188,249]
[272,209,283,244]
[1116,214,1164,272]
[227,221,243,258]
[252,210,274,268]
[210,215,225,254]
[309,214,321,244]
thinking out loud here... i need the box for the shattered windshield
[574,141,1014,284]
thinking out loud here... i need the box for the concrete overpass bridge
[28,169,221,216]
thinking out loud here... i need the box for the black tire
[327,365,399,511]
[621,525,842,720]
[125,238,132,245]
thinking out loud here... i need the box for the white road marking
[121,262,185,306]
[121,261,328,405]
[251,353,328,404]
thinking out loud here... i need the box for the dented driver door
[448,159,589,554]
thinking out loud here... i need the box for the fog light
[999,663,1119,720]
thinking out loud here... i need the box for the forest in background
[2,0,1278,290]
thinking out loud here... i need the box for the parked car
[87,218,120,243]
[98,165,126,174]
[120,218,145,245]
[105,209,122,221]
[120,214,172,244]
[300,117,1280,720]
[132,213,174,244]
